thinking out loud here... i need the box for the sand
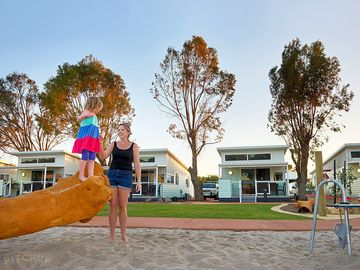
[0,227,359,270]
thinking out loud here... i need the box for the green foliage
[150,36,236,200]
[39,55,134,162]
[198,175,219,184]
[0,72,64,153]
[268,38,354,200]
[97,203,308,220]
[306,182,316,195]
[335,167,358,196]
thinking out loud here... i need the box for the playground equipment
[0,163,112,240]
[308,179,360,256]
[296,199,315,213]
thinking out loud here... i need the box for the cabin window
[0,174,9,181]
[274,172,284,181]
[248,153,271,160]
[21,158,37,164]
[256,168,270,180]
[167,174,174,184]
[241,169,255,180]
[31,170,43,181]
[158,174,165,183]
[46,171,54,181]
[225,154,247,161]
[21,157,56,164]
[38,157,55,163]
[140,156,155,163]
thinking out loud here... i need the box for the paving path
[71,215,360,231]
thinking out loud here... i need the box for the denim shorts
[107,168,133,190]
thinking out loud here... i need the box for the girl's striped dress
[72,116,101,153]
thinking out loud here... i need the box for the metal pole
[333,160,336,204]
[308,179,351,255]
[343,161,346,196]
[20,180,23,195]
[43,166,47,190]
[155,167,158,197]
[239,180,242,203]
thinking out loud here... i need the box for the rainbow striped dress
[72,116,101,153]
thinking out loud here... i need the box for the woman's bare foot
[109,235,115,241]
[79,175,87,182]
[121,235,129,243]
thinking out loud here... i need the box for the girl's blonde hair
[84,96,103,113]
[119,123,132,138]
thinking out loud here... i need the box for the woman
[99,123,141,242]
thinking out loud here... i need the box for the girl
[72,96,103,181]
[99,123,141,242]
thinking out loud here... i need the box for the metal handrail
[308,179,351,255]
[1,180,12,197]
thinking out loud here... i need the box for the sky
[1,0,359,176]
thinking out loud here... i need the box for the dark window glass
[225,154,247,161]
[38,157,55,163]
[46,170,54,181]
[21,158,37,164]
[248,153,271,160]
[31,170,43,181]
[140,156,155,162]
[241,169,255,180]
[256,168,270,180]
[274,172,284,181]
[351,151,360,158]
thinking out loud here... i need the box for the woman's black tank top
[109,142,134,171]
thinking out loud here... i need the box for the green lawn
[97,203,308,220]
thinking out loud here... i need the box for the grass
[97,202,309,220]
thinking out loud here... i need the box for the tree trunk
[298,148,309,201]
[189,148,203,201]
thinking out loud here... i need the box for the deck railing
[1,180,12,197]
[20,180,56,195]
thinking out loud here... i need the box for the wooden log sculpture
[296,199,315,213]
[0,162,112,240]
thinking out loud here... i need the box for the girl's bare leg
[79,160,88,181]
[87,160,95,177]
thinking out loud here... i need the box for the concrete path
[70,216,360,231]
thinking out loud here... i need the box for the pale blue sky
[1,0,359,175]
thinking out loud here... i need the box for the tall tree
[151,36,236,200]
[0,72,64,153]
[39,55,134,164]
[198,175,219,184]
[268,38,354,200]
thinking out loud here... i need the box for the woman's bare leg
[118,188,131,243]
[108,187,119,240]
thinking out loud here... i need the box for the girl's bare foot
[79,176,87,182]
[121,235,129,243]
[109,235,115,241]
